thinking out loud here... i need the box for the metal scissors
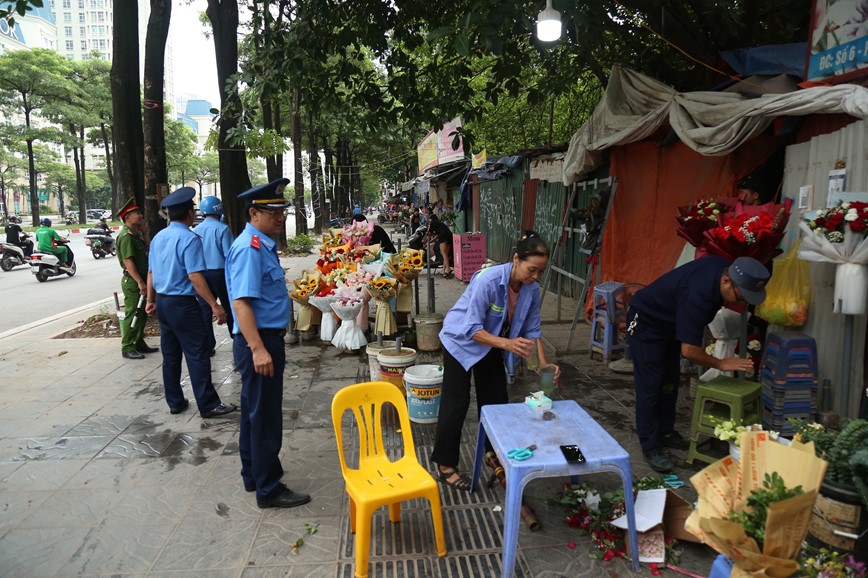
[507,445,537,461]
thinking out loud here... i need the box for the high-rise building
[0,5,56,53]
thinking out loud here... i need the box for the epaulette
[250,235,261,250]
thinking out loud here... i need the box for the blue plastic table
[470,400,640,577]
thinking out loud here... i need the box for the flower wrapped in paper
[366,277,398,336]
[384,250,424,313]
[685,431,826,578]
[316,242,351,276]
[799,201,868,314]
[702,199,791,264]
[308,290,340,342]
[674,199,730,247]
[289,270,324,331]
[343,219,374,246]
[341,270,376,332]
[347,243,381,265]
[322,229,345,250]
[330,295,367,351]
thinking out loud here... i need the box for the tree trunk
[308,111,322,234]
[290,88,306,236]
[101,123,117,220]
[78,127,87,222]
[207,0,252,237]
[337,139,351,218]
[23,104,39,226]
[143,0,171,236]
[110,1,145,218]
[323,143,335,223]
[70,124,85,223]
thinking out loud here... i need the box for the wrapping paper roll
[834,262,868,315]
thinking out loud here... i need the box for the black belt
[259,328,286,336]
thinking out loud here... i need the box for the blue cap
[730,257,770,305]
[238,178,290,209]
[160,186,196,209]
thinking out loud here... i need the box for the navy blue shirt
[629,256,729,346]
[149,222,207,296]
[225,223,290,332]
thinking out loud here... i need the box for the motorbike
[406,224,444,267]
[31,250,76,282]
[0,234,32,271]
[376,209,400,224]
[84,228,115,259]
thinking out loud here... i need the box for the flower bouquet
[702,199,791,263]
[366,277,398,336]
[308,288,340,342]
[316,242,351,276]
[800,544,866,578]
[699,308,742,382]
[799,201,868,315]
[343,219,374,246]
[289,270,324,331]
[674,199,730,247]
[322,230,345,251]
[342,269,375,332]
[384,250,425,313]
[347,243,381,265]
[330,294,368,351]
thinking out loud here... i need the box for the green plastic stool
[687,376,762,465]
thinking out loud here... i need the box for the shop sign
[807,0,868,83]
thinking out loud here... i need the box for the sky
[169,3,220,108]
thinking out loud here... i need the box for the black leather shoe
[660,431,690,451]
[170,399,189,415]
[122,350,145,360]
[201,403,237,418]
[209,349,216,357]
[643,447,674,473]
[244,482,256,492]
[257,487,311,509]
[137,344,159,353]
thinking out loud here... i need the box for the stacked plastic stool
[589,281,626,361]
[760,332,818,436]
[687,375,762,464]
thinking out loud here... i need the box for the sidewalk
[0,248,717,577]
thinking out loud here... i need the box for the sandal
[442,272,454,279]
[436,467,472,491]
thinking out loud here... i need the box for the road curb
[0,297,113,340]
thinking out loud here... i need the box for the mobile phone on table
[560,444,585,463]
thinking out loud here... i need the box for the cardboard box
[611,488,700,563]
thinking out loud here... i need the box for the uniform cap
[238,178,290,209]
[117,198,140,220]
[160,187,197,209]
[730,256,770,305]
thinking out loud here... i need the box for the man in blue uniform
[195,195,235,354]
[144,187,237,419]
[627,256,769,472]
[226,178,310,509]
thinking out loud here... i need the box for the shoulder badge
[250,235,261,250]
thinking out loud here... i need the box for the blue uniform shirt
[629,256,728,346]
[148,221,207,295]
[225,222,290,332]
[195,217,234,270]
[439,262,542,371]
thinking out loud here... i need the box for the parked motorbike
[85,228,115,259]
[406,224,444,267]
[31,250,76,282]
[0,235,32,271]
[376,209,400,224]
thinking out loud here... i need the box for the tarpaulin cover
[718,43,807,78]
[564,65,868,186]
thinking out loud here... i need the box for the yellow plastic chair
[331,381,447,578]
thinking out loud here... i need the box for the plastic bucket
[377,347,417,396]
[117,311,126,339]
[403,364,443,424]
[365,341,397,382]
[413,313,444,351]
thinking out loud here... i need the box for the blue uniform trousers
[156,294,222,415]
[198,269,234,351]
[234,331,285,501]
[626,308,682,453]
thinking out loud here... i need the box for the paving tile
[0,401,53,420]
[96,432,178,459]
[248,515,341,567]
[41,398,109,419]
[150,519,258,572]
[16,487,128,528]
[63,455,216,490]
[0,434,115,462]
[286,427,338,453]
[242,564,336,578]
[276,449,342,479]
[0,416,82,440]
[64,414,139,436]
[60,523,176,575]
[102,483,200,526]
[0,526,93,576]
[0,489,54,532]
[0,459,86,492]
[268,476,347,519]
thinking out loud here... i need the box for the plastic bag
[756,240,810,327]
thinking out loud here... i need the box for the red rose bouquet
[674,199,730,247]
[806,200,868,242]
[703,199,791,263]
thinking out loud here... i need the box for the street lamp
[536,0,562,42]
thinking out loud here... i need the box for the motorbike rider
[35,218,74,267]
[94,217,115,252]
[4,220,33,256]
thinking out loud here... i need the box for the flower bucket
[403,364,443,424]
[807,478,868,562]
[364,341,396,382]
[377,347,416,397]
[413,313,443,351]
[117,311,126,339]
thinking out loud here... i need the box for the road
[0,216,316,334]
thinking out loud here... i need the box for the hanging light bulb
[536,0,562,42]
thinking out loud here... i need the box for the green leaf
[427,26,453,42]
[453,34,470,57]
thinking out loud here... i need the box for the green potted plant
[791,418,868,561]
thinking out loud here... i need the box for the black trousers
[430,347,508,468]
[198,268,234,351]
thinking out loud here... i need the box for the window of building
[62,0,70,7]
[79,13,85,22]
[80,40,87,50]
[65,40,74,50]
[64,26,72,36]
[80,26,86,36]
[79,0,85,7]
[63,12,71,22]
[67,53,75,60]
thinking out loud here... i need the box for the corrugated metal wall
[781,118,868,418]
[479,168,525,262]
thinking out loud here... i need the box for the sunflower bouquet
[289,270,324,331]
[384,250,424,312]
[366,277,399,336]
[322,229,345,250]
